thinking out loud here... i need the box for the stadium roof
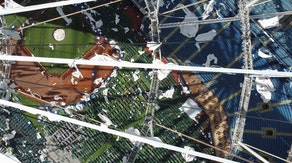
[0,0,291,162]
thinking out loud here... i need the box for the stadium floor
[10,37,115,103]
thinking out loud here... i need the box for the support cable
[238,142,269,163]
[153,120,254,163]
[242,143,291,163]
[160,0,207,15]
[21,0,122,30]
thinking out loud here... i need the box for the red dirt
[9,4,167,105]
[7,3,142,105]
[10,37,118,104]
[124,3,146,44]
[124,4,142,32]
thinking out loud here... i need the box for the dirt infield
[10,37,118,104]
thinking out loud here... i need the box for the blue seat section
[284,81,292,97]
[192,60,217,83]
[248,86,263,106]
[235,151,259,162]
[243,111,292,162]
[222,0,238,14]
[246,102,292,129]
[282,28,292,53]
[158,2,244,67]
[270,83,290,102]
[246,107,291,129]
[271,31,290,50]
[273,0,292,11]
[250,52,291,105]
[250,3,292,69]
[212,23,243,65]
[243,58,292,163]
[209,73,241,98]
[270,40,292,67]
[150,0,292,162]
[277,103,292,121]
[252,0,292,14]
[254,1,278,15]
[162,23,243,72]
[239,134,290,163]
[209,74,243,118]
[198,72,218,83]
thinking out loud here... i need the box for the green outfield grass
[20,6,95,74]
[5,1,140,74]
[24,24,94,59]
[24,23,94,74]
[4,15,27,29]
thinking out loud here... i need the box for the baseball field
[22,6,95,74]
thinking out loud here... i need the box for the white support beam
[0,0,96,15]
[246,0,272,8]
[238,142,269,163]
[2,55,292,77]
[0,99,237,163]
[246,0,259,8]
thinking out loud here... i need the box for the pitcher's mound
[53,29,65,41]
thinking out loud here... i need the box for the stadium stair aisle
[181,72,230,158]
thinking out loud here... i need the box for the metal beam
[126,0,162,161]
[159,10,292,29]
[2,55,292,77]
[0,0,96,15]
[227,0,253,159]
[238,142,269,163]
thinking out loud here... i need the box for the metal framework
[126,71,160,162]
[159,10,292,29]
[0,15,12,100]
[0,0,291,162]
[287,144,292,162]
[227,0,253,159]
[126,0,162,162]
